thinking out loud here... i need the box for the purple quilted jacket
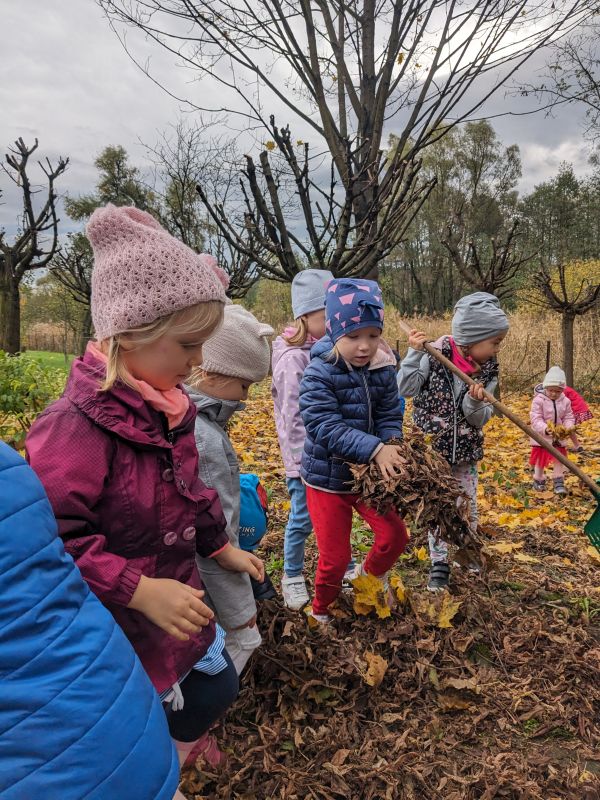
[26,349,228,694]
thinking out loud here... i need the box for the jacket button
[162,468,174,482]
[163,531,178,546]
[182,526,196,541]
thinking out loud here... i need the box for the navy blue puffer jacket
[299,337,404,492]
[0,443,179,800]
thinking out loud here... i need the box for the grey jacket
[185,386,257,630]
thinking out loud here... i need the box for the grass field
[24,350,75,372]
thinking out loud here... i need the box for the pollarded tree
[532,259,600,386]
[0,138,68,353]
[98,0,593,281]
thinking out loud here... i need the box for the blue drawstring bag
[238,473,268,552]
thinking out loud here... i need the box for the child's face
[199,374,251,401]
[544,385,564,400]
[304,309,326,340]
[335,327,381,367]
[120,310,215,390]
[466,332,507,365]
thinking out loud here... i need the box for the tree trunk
[0,269,22,353]
[561,312,575,386]
[76,306,93,356]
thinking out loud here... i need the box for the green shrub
[0,352,66,449]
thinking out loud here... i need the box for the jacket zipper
[360,369,374,434]
[443,366,460,463]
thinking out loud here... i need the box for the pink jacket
[529,386,575,447]
[271,330,315,478]
[26,349,228,694]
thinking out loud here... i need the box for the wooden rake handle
[396,319,600,499]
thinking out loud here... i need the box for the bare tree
[145,121,263,296]
[0,138,68,353]
[99,0,592,281]
[442,214,535,299]
[520,15,600,143]
[532,260,600,385]
[51,234,93,355]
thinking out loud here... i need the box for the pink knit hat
[87,204,229,340]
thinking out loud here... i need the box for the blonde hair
[186,367,237,390]
[283,316,309,347]
[100,301,224,391]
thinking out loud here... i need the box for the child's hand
[408,329,428,351]
[467,383,486,401]
[128,575,214,642]
[232,614,257,631]
[374,444,405,479]
[214,543,265,582]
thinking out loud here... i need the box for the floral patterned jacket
[398,336,498,465]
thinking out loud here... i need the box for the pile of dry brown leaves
[349,429,473,550]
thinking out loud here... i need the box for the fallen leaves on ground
[180,384,600,800]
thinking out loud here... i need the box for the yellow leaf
[485,540,524,554]
[363,652,388,687]
[304,607,320,629]
[396,52,405,65]
[352,573,391,619]
[437,594,462,629]
[586,545,600,563]
[389,574,407,604]
[513,553,540,563]
[264,140,276,151]
[414,546,428,561]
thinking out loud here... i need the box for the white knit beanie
[201,305,274,382]
[543,366,567,388]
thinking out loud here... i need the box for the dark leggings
[164,650,239,742]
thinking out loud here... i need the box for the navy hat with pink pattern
[325,278,384,343]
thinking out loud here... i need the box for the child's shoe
[427,561,450,592]
[251,573,277,601]
[342,562,361,591]
[310,612,333,625]
[553,477,567,495]
[281,575,309,610]
[532,479,546,491]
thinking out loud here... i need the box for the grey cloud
[0,0,594,238]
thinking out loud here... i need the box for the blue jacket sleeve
[300,366,382,464]
[374,369,404,442]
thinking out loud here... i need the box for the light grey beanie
[543,366,566,387]
[200,304,274,382]
[451,291,509,345]
[291,269,334,319]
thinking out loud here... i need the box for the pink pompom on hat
[87,204,229,340]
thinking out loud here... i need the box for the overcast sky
[0,0,595,238]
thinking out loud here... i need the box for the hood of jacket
[271,330,316,372]
[185,385,244,428]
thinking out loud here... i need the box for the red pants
[305,486,409,616]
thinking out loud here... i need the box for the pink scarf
[87,342,189,430]
[449,337,479,376]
